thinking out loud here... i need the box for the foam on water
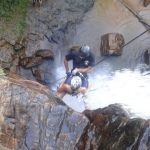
[86,64,150,119]
[54,64,150,119]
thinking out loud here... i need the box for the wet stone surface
[0,77,89,150]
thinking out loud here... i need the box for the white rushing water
[54,64,150,119]
[88,65,150,119]
[48,0,150,120]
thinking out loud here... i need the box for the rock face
[77,105,150,150]
[0,0,95,82]
[0,76,88,150]
[25,0,95,54]
[0,39,14,63]
[0,77,150,150]
[19,56,43,68]
[0,38,54,84]
[144,0,150,7]
[36,49,54,59]
[0,39,21,75]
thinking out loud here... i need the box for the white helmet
[70,76,82,91]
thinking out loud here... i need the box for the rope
[48,28,150,84]
[1,28,150,86]
[92,28,150,68]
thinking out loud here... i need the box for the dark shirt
[65,50,95,70]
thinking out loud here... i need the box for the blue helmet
[80,45,90,58]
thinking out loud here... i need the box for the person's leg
[75,78,88,97]
[80,78,88,94]
[57,92,66,99]
[57,77,67,99]
[77,87,86,94]
[86,82,91,92]
[77,78,91,99]
[57,76,73,98]
[57,76,73,92]
[57,84,73,99]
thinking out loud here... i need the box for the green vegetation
[0,0,29,41]
[0,66,5,76]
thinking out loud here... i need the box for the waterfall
[88,64,150,119]
[43,0,150,119]
[53,64,150,119]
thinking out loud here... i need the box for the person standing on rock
[57,45,95,99]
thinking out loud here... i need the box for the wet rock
[10,55,20,74]
[14,43,23,51]
[1,77,150,150]
[45,30,53,42]
[66,0,94,13]
[51,30,65,44]
[28,33,41,41]
[20,38,29,48]
[100,33,125,56]
[1,62,11,70]
[83,104,130,122]
[19,56,42,68]
[18,47,27,59]
[31,57,54,84]
[0,133,19,149]
[33,0,43,7]
[25,0,94,50]
[34,69,42,80]
[144,0,150,7]
[0,40,14,63]
[77,104,150,150]
[0,39,7,47]
[99,104,130,117]
[60,21,76,44]
[18,48,54,83]
[0,77,88,150]
[31,68,45,82]
[31,66,38,76]
[36,49,54,59]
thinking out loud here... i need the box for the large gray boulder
[1,75,150,150]
[0,76,88,150]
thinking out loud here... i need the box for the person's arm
[77,66,93,73]
[64,58,69,72]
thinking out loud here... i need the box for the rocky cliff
[0,76,88,150]
[0,76,150,150]
[1,0,150,149]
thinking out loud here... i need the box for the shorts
[64,75,88,88]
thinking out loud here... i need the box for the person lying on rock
[57,45,95,99]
